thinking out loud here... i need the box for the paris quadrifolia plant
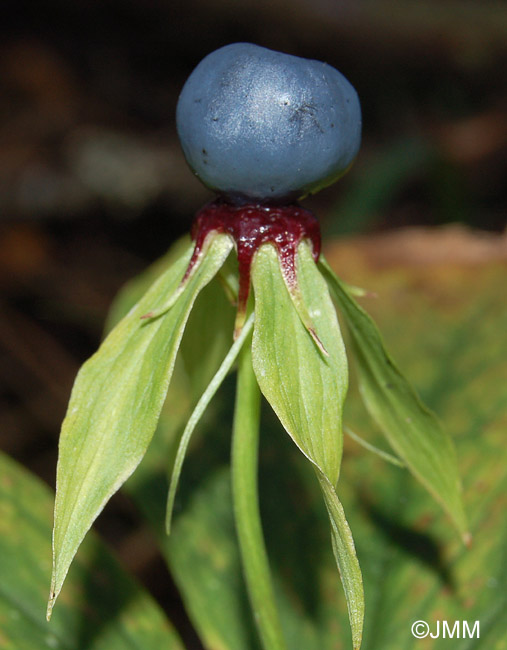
[47,43,469,650]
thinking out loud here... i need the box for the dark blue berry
[177,43,361,203]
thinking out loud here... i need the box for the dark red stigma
[183,198,321,330]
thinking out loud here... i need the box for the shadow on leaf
[360,494,455,591]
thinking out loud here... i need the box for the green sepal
[320,256,469,541]
[48,234,233,618]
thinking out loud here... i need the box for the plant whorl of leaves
[177,42,361,203]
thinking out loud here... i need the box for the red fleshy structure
[183,199,321,324]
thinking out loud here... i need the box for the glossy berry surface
[177,43,361,203]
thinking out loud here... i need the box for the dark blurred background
[1,0,505,644]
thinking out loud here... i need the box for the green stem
[231,343,287,650]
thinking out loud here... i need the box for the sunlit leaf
[49,234,232,617]
[251,241,347,484]
[320,257,468,541]
[0,452,184,650]
[106,237,236,419]
[251,241,363,646]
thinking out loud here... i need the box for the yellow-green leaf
[251,241,347,484]
[49,234,232,617]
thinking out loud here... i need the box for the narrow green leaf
[0,452,184,650]
[49,234,233,617]
[344,427,405,467]
[339,281,369,298]
[317,473,364,650]
[251,241,348,485]
[166,312,255,533]
[320,257,468,540]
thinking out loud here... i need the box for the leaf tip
[139,285,185,320]
[166,480,179,537]
[308,327,329,356]
[165,500,174,536]
[46,590,56,622]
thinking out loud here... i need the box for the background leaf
[88,230,504,650]
[0,452,184,650]
[123,238,504,650]
[50,234,232,615]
